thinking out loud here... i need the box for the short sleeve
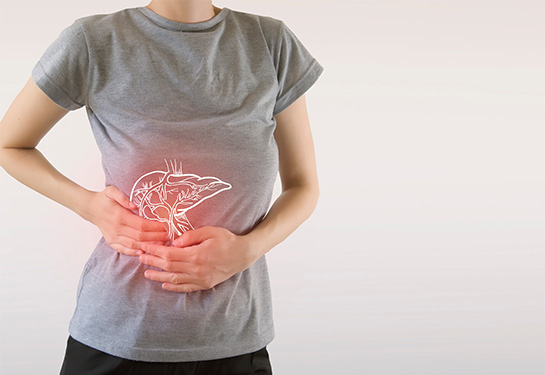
[272,21,324,116]
[31,20,89,111]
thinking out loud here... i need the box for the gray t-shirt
[32,6,323,362]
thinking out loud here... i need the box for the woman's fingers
[109,217,168,254]
[130,215,168,233]
[124,215,169,238]
[104,185,137,211]
[89,186,172,256]
[139,252,192,273]
[122,225,171,243]
[115,214,170,246]
[104,184,168,238]
[162,283,203,293]
[144,270,203,293]
[144,270,190,283]
[110,243,142,257]
[111,235,168,256]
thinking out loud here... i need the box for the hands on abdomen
[85,185,171,257]
[138,226,259,293]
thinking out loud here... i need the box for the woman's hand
[138,226,259,293]
[85,185,170,257]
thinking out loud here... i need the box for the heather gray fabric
[32,6,323,362]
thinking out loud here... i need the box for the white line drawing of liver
[130,159,232,242]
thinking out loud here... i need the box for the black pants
[59,336,273,375]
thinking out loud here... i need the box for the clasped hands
[86,186,260,293]
[139,226,257,293]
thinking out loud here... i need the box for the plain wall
[0,0,543,374]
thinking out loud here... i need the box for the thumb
[173,227,211,247]
[104,185,138,211]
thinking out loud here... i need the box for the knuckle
[162,260,173,271]
[113,210,124,223]
[163,251,173,262]
[193,252,205,265]
[169,273,179,284]
[135,220,145,232]
[195,265,206,279]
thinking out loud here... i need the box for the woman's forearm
[243,184,319,260]
[0,79,169,257]
[0,147,93,220]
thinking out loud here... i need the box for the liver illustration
[130,160,232,242]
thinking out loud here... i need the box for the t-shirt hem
[68,325,276,362]
[273,59,324,117]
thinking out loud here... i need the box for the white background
[1,0,543,374]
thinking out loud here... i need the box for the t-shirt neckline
[136,6,230,31]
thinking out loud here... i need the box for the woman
[0,0,323,373]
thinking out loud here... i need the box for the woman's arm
[0,78,169,256]
[243,94,320,256]
[138,94,320,292]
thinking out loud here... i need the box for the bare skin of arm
[245,94,320,254]
[138,94,320,292]
[0,77,169,256]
